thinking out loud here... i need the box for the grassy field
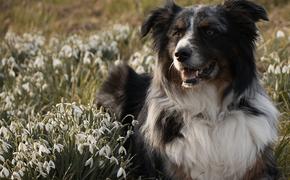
[0,0,289,179]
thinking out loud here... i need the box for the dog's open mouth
[181,61,217,88]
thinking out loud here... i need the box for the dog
[96,0,280,179]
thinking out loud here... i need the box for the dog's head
[142,0,268,95]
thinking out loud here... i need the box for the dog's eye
[173,28,185,37]
[205,29,215,36]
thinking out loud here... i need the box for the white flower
[267,64,275,73]
[282,65,289,74]
[114,59,122,65]
[132,120,139,126]
[0,166,9,178]
[72,105,83,119]
[12,171,21,180]
[0,127,9,137]
[0,155,5,162]
[76,133,86,143]
[275,80,279,91]
[274,65,281,74]
[34,55,45,68]
[136,66,145,73]
[60,124,68,131]
[87,135,96,144]
[60,45,73,58]
[77,144,84,154]
[42,83,48,90]
[18,142,27,152]
[7,56,16,66]
[1,140,12,152]
[117,167,126,178]
[110,156,119,165]
[8,69,15,77]
[53,144,64,153]
[99,145,111,157]
[38,145,50,155]
[43,160,55,174]
[22,82,30,92]
[276,30,285,38]
[83,51,92,64]
[118,146,127,155]
[85,157,94,168]
[89,144,94,154]
[37,162,47,177]
[52,57,62,68]
[45,123,53,132]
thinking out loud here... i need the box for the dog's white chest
[164,110,276,180]
[142,84,278,179]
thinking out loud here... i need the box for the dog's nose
[175,48,192,62]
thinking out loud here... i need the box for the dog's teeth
[199,69,203,75]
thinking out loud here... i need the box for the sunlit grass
[0,0,289,179]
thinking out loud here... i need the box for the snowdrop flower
[0,127,9,137]
[12,171,21,180]
[99,145,111,157]
[38,145,50,155]
[282,65,289,74]
[42,83,48,90]
[88,35,101,49]
[110,156,119,165]
[18,142,27,152]
[136,66,145,73]
[1,140,12,152]
[0,165,9,178]
[83,51,93,64]
[118,146,126,155]
[43,160,55,174]
[131,120,139,126]
[267,64,275,73]
[59,45,73,58]
[77,144,84,154]
[22,82,30,92]
[274,65,281,74]
[8,68,16,77]
[72,105,83,119]
[85,157,94,168]
[114,59,122,65]
[45,123,53,132]
[52,57,62,68]
[117,167,126,178]
[0,155,4,162]
[76,133,86,143]
[34,55,45,68]
[276,30,285,38]
[53,144,64,153]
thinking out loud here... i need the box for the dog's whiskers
[168,62,174,73]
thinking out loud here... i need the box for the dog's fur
[96,0,280,179]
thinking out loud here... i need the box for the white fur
[141,74,278,180]
[173,16,204,70]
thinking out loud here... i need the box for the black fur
[96,64,167,178]
[96,64,151,121]
[156,110,184,145]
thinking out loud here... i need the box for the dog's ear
[141,0,181,37]
[223,0,268,22]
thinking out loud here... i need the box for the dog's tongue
[181,69,199,87]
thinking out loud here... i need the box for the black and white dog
[96,0,280,179]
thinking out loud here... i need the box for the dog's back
[96,64,166,178]
[96,64,150,121]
